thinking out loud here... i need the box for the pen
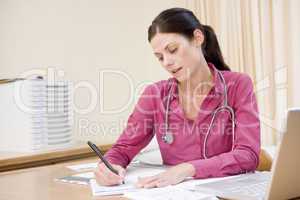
[87,141,124,184]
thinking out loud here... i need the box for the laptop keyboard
[195,172,271,199]
[226,181,268,197]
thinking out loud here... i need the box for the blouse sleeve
[104,84,159,168]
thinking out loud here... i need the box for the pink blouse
[104,63,260,179]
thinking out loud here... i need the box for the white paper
[73,172,94,179]
[89,166,166,196]
[175,174,242,191]
[90,179,137,196]
[124,186,217,200]
[88,164,231,197]
[66,162,97,172]
[122,173,246,200]
[55,172,95,185]
[88,163,250,198]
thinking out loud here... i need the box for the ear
[192,29,204,47]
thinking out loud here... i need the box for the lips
[171,67,182,74]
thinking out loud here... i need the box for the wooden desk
[0,148,273,200]
[0,143,112,172]
[0,157,126,200]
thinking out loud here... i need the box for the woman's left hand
[136,163,196,188]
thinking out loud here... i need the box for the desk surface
[0,142,112,172]
[0,149,273,200]
[0,157,126,200]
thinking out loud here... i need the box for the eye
[168,47,177,54]
[158,56,163,62]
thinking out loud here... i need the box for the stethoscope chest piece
[162,131,174,144]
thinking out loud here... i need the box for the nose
[162,55,174,69]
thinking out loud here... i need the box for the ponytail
[201,25,230,71]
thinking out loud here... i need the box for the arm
[104,84,158,168]
[188,74,261,179]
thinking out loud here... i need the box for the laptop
[195,108,300,200]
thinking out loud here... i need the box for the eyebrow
[154,42,177,56]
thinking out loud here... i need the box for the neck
[179,62,213,96]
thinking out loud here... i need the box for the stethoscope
[162,70,236,159]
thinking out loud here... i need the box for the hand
[136,163,195,188]
[94,162,126,186]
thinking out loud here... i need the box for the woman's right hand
[94,162,126,186]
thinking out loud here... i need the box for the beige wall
[0,0,185,145]
[1,0,299,148]
[288,0,300,108]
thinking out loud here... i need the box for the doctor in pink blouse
[94,7,260,188]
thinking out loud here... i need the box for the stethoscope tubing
[163,70,236,159]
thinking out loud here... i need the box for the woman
[95,7,260,188]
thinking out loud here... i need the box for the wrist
[181,163,196,177]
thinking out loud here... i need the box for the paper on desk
[66,162,97,172]
[176,174,242,191]
[73,172,94,178]
[124,186,217,200]
[55,172,95,185]
[122,174,244,200]
[88,165,228,197]
[89,166,166,196]
[90,179,137,196]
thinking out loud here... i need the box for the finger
[95,170,121,186]
[99,163,125,179]
[112,165,126,177]
[137,175,158,184]
[103,172,123,185]
[136,176,159,188]
[94,169,111,186]
[94,168,122,186]
[143,179,160,189]
[156,179,170,188]
[97,161,103,167]
[94,169,108,186]
[99,164,123,181]
[116,167,126,178]
[136,176,156,187]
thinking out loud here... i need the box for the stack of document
[89,165,166,196]
[0,79,73,152]
[64,161,248,199]
[88,164,218,199]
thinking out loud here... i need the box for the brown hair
[148,8,230,71]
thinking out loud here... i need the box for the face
[150,31,205,82]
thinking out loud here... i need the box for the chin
[173,75,188,83]
[172,69,192,83]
